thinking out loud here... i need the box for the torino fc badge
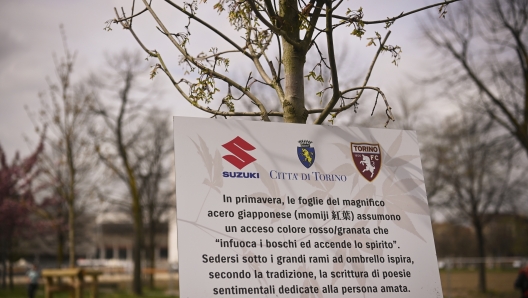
[297,140,315,168]
[351,142,382,182]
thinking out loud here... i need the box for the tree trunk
[148,219,156,290]
[131,191,143,296]
[282,43,307,123]
[67,136,76,268]
[7,240,13,290]
[68,201,75,268]
[1,240,6,289]
[474,219,487,292]
[280,0,307,124]
[58,229,64,269]
[8,260,13,291]
[132,226,142,295]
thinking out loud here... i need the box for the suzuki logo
[222,136,256,170]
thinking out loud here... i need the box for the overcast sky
[0,0,458,159]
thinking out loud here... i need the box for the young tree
[91,51,166,295]
[422,0,528,158]
[29,26,96,268]
[107,0,459,126]
[138,110,174,289]
[0,138,43,289]
[422,114,526,293]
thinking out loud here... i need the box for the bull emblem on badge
[351,142,381,182]
[360,155,376,178]
[297,140,315,168]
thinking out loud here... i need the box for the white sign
[173,117,442,297]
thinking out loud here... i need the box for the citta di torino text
[270,170,347,182]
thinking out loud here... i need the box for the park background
[1,0,527,297]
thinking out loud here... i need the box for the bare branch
[327,0,461,25]
[134,0,272,121]
[309,86,395,126]
[314,31,391,124]
[163,0,253,59]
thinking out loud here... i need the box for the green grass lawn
[0,286,176,298]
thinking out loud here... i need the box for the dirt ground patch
[440,270,520,298]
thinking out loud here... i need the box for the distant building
[90,213,169,268]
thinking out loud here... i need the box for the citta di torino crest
[297,140,315,168]
[351,142,382,182]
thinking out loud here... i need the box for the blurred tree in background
[28,25,97,268]
[422,113,527,293]
[423,0,528,158]
[91,52,148,295]
[139,110,174,290]
[1,30,175,295]
[91,51,174,295]
[421,2,528,293]
[0,137,43,289]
